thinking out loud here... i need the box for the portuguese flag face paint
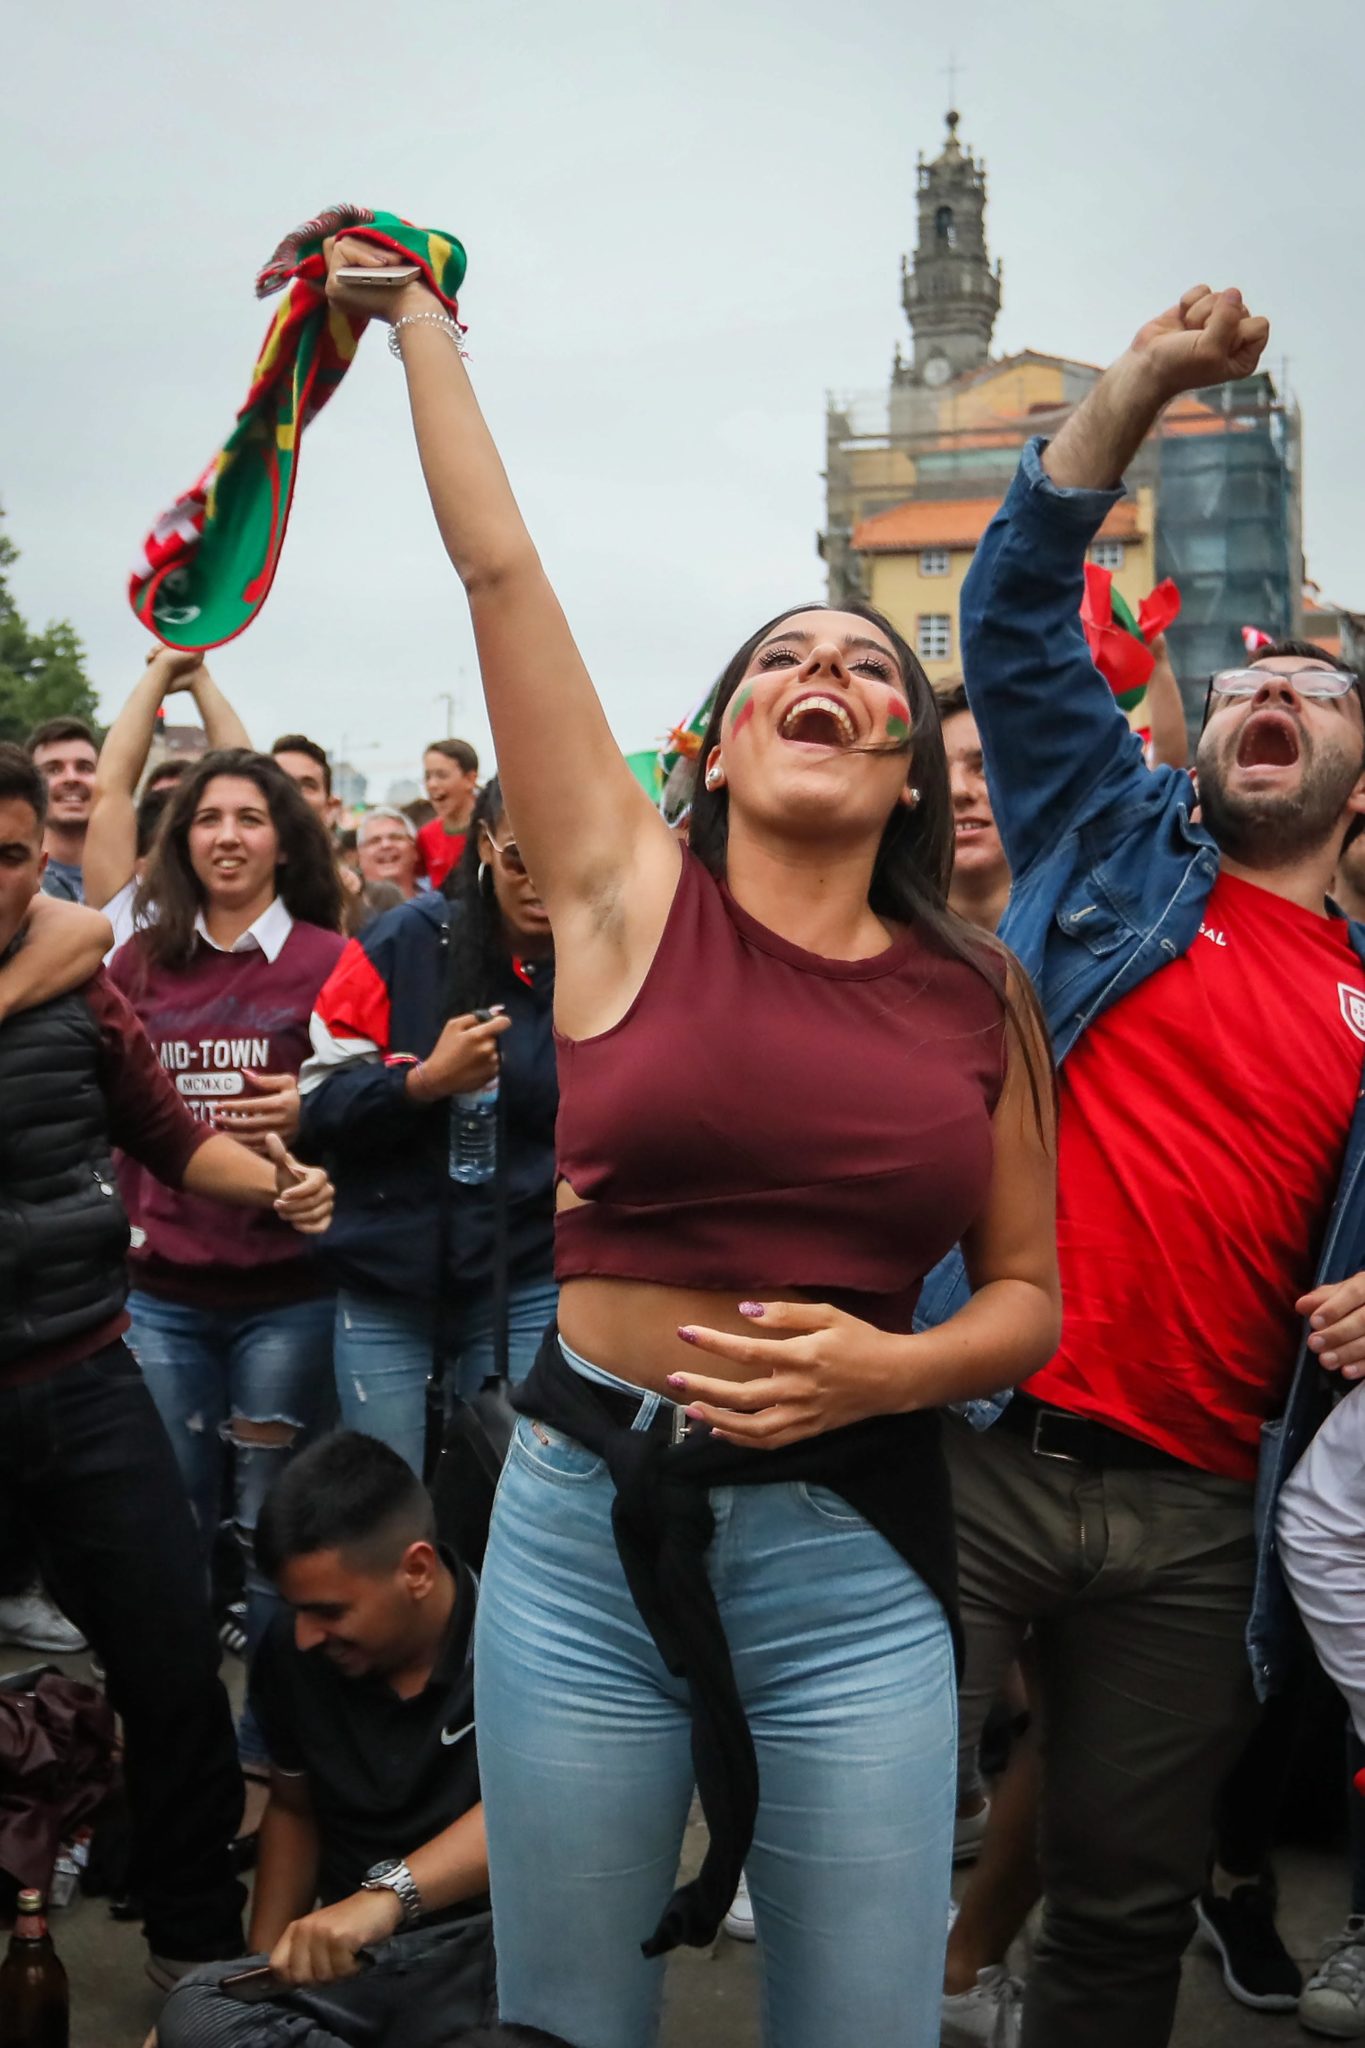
[729,685,757,738]
[129,206,467,651]
[885,695,911,744]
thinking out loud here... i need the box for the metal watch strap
[361,1858,423,1925]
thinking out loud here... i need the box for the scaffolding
[1154,374,1302,721]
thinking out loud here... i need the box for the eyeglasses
[1201,666,1365,732]
[484,834,529,877]
[1208,667,1360,703]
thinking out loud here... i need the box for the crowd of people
[4,252,1365,2048]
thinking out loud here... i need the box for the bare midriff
[555,1182,813,1396]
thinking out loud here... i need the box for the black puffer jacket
[0,992,130,1367]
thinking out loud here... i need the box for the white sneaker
[940,1963,1023,2047]
[1300,1916,1365,2038]
[723,1871,756,1943]
[954,1796,991,1865]
[0,1585,87,1655]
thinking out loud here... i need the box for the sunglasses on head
[484,832,528,877]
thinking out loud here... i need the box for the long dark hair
[133,748,343,970]
[688,600,1050,1117]
[440,776,552,1016]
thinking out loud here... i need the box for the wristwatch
[360,1857,424,1926]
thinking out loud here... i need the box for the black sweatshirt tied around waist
[512,1327,961,1957]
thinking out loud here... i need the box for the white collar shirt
[193,896,295,964]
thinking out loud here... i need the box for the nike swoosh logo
[440,1720,474,1748]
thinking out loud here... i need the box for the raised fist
[1130,285,1270,400]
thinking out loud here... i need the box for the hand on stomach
[558,1276,901,1451]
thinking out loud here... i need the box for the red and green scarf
[129,205,467,651]
[1081,565,1181,710]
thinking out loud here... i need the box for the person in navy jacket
[300,777,558,1475]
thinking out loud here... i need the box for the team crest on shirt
[1339,983,1365,1043]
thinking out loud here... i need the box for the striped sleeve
[299,936,393,1095]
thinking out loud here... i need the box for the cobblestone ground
[5,1645,1346,2047]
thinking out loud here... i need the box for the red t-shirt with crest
[1025,872,1364,1480]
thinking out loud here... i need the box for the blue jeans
[334,1275,558,1475]
[475,1350,957,2048]
[124,1290,337,1764]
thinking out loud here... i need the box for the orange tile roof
[853,495,1142,555]
[956,348,1104,388]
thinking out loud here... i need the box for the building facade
[822,112,1305,724]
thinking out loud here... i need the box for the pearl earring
[907,786,922,807]
[705,767,724,790]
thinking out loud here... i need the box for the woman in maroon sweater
[108,750,344,1772]
[323,242,1060,2047]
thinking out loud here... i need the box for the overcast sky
[6,0,1363,796]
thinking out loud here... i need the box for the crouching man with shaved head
[154,1433,496,2048]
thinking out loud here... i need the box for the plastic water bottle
[449,1079,499,1185]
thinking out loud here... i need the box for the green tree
[0,504,100,746]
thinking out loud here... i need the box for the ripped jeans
[125,1291,338,1765]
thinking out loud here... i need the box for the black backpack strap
[425,916,458,1477]
[491,1079,510,1382]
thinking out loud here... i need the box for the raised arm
[188,664,251,750]
[961,285,1268,875]
[322,240,679,1029]
[84,647,204,910]
[1141,633,1189,772]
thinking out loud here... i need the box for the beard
[1196,735,1364,868]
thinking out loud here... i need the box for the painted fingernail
[667,1374,688,1389]
[685,1405,706,1422]
[738,1301,765,1319]
[1322,1352,1339,1366]
[677,1327,698,1346]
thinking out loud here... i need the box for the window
[917,614,952,662]
[919,548,950,577]
[1090,539,1125,571]
[934,205,956,249]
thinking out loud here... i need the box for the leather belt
[995,1392,1193,1473]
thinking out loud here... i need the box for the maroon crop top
[555,849,1006,1331]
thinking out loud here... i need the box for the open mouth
[1236,711,1301,770]
[778,693,857,748]
[955,818,992,838]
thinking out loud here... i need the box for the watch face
[366,1859,402,1882]
[923,354,952,387]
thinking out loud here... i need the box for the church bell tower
[897,110,1002,390]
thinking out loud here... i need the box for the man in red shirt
[935,288,1365,2048]
[0,742,333,1988]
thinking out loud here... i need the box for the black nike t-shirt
[249,1553,481,1909]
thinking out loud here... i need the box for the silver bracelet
[388,311,468,360]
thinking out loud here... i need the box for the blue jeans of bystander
[124,1290,337,1764]
[333,1274,558,1475]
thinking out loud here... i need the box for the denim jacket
[916,437,1365,1699]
